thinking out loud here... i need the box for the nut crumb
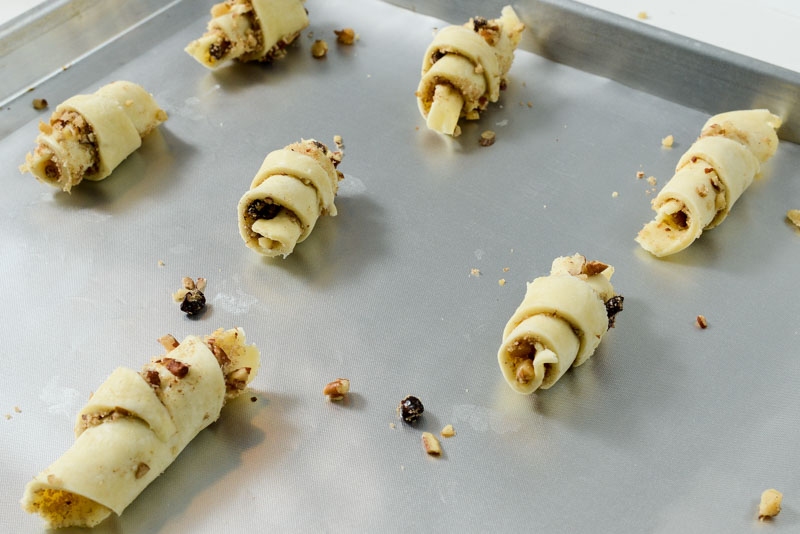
[470,268,481,277]
[647,176,657,186]
[758,488,782,520]
[334,28,357,45]
[134,462,150,479]
[498,278,506,286]
[526,101,533,108]
[390,422,396,429]
[311,39,328,58]
[14,406,21,413]
[4,414,11,420]
[441,424,455,437]
[323,378,350,400]
[158,334,180,352]
[421,432,442,455]
[636,171,645,179]
[157,260,165,267]
[479,130,496,147]
[786,209,800,228]
[162,357,190,378]
[32,98,48,110]
[695,315,708,329]
[503,267,510,272]
[333,134,344,150]
[661,134,674,148]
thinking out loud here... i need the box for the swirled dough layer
[636,109,781,257]
[21,328,259,529]
[185,0,308,68]
[498,254,622,394]
[20,81,167,192]
[238,138,343,257]
[416,6,524,135]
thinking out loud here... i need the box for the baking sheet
[2,0,799,532]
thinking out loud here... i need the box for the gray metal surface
[2,0,799,533]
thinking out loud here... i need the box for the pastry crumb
[470,268,481,277]
[14,406,21,413]
[661,134,674,148]
[503,267,510,272]
[637,11,648,20]
[390,422,396,429]
[636,170,645,179]
[786,209,800,228]
[157,260,165,267]
[647,176,657,186]
[421,432,442,455]
[498,278,506,286]
[758,488,782,520]
[612,191,619,198]
[311,39,328,58]
[441,424,455,437]
[695,315,708,329]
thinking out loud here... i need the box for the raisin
[247,199,281,221]
[431,50,446,63]
[605,295,624,328]
[398,395,424,424]
[180,289,206,316]
[472,17,489,31]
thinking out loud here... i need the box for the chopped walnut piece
[226,367,251,392]
[440,424,455,438]
[144,370,161,388]
[479,130,496,147]
[334,28,357,45]
[158,334,180,352]
[421,432,442,455]
[636,170,645,179]
[323,378,350,400]
[134,462,150,479]
[695,315,708,329]
[758,488,782,520]
[311,39,328,58]
[582,260,609,276]
[787,209,800,228]
[162,358,190,378]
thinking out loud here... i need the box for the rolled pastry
[498,254,623,394]
[20,81,167,193]
[238,138,343,257]
[636,109,782,257]
[185,0,309,68]
[21,328,259,529]
[416,6,525,136]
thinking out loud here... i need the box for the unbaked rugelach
[416,6,525,136]
[636,109,782,257]
[185,0,309,68]
[21,328,259,529]
[238,138,343,257]
[20,81,167,192]
[498,255,623,394]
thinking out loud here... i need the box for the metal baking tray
[2,1,799,532]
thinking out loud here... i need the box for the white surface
[1,0,798,72]
[580,0,800,72]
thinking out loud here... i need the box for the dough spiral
[636,109,782,257]
[416,6,524,136]
[20,81,167,192]
[498,255,623,394]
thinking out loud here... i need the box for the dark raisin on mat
[180,289,206,316]
[605,295,624,328]
[398,395,424,424]
[247,199,281,221]
[209,39,231,60]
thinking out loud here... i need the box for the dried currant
[180,289,206,316]
[247,199,281,221]
[398,395,424,424]
[605,295,624,328]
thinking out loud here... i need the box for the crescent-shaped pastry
[416,6,525,136]
[636,109,782,257]
[21,328,260,529]
[20,81,167,192]
[498,254,623,394]
[238,138,343,257]
[185,0,309,68]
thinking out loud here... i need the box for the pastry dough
[238,138,343,257]
[20,81,167,192]
[636,109,782,257]
[21,328,259,529]
[416,6,524,135]
[498,255,623,394]
[185,0,308,68]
